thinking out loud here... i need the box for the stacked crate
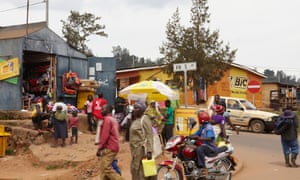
[77,79,99,109]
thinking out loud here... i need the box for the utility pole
[26,0,29,36]
[173,62,197,108]
[45,0,49,27]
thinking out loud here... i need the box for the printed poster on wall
[0,57,19,81]
[174,108,199,136]
[229,68,247,98]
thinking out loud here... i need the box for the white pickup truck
[207,96,279,133]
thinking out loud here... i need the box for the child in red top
[68,109,79,144]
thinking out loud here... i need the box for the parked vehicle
[156,119,236,180]
[207,96,279,133]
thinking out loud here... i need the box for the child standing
[68,109,79,144]
[84,94,94,132]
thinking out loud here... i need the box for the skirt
[54,119,68,139]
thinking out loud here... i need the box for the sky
[1,0,300,79]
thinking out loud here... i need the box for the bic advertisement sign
[230,68,248,98]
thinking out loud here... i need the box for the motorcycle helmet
[198,111,210,124]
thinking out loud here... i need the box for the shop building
[0,22,88,110]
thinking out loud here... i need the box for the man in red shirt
[96,104,124,180]
[92,92,107,144]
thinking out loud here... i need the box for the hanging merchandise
[62,71,81,95]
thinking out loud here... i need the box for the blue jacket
[194,122,217,150]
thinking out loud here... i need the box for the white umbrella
[119,80,179,101]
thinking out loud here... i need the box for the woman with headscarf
[129,101,156,180]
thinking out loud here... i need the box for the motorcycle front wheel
[212,159,232,180]
[156,165,182,180]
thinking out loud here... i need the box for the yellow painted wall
[208,66,264,108]
[138,68,172,83]
[128,65,265,108]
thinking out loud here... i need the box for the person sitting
[31,98,50,133]
[210,105,228,141]
[194,111,227,170]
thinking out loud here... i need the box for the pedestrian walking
[275,106,299,167]
[129,101,156,180]
[92,92,107,144]
[96,104,124,180]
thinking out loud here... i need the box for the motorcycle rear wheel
[156,165,182,180]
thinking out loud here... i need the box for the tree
[264,69,275,79]
[61,11,107,56]
[160,0,236,90]
[112,46,134,69]
[112,45,159,69]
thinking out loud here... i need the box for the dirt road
[0,132,171,180]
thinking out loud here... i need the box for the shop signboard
[0,57,19,81]
[174,108,199,136]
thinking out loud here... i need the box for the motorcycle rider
[210,105,229,144]
[194,111,227,170]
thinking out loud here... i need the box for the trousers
[99,148,124,180]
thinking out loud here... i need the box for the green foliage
[160,0,237,90]
[61,11,108,56]
[46,164,59,170]
[264,68,299,85]
[5,149,16,155]
[112,45,158,69]
[22,146,30,154]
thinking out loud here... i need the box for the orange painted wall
[208,67,264,108]
[117,66,265,108]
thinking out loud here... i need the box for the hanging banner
[0,57,19,81]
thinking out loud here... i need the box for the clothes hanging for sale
[62,71,80,95]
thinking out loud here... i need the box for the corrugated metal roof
[0,21,47,40]
[117,65,165,73]
[117,63,266,78]
[231,62,266,78]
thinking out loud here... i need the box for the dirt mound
[0,110,32,120]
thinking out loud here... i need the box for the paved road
[231,131,300,180]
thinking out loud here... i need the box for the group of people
[94,95,175,180]
[31,91,299,179]
[31,95,79,147]
[192,94,231,170]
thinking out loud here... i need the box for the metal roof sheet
[0,21,47,40]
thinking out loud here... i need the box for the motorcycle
[157,119,236,180]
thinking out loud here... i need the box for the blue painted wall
[0,38,24,110]
[88,57,116,106]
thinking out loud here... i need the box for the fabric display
[23,65,50,95]
[62,71,80,95]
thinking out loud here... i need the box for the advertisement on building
[230,68,248,98]
[174,108,199,136]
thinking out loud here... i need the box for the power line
[0,1,44,13]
